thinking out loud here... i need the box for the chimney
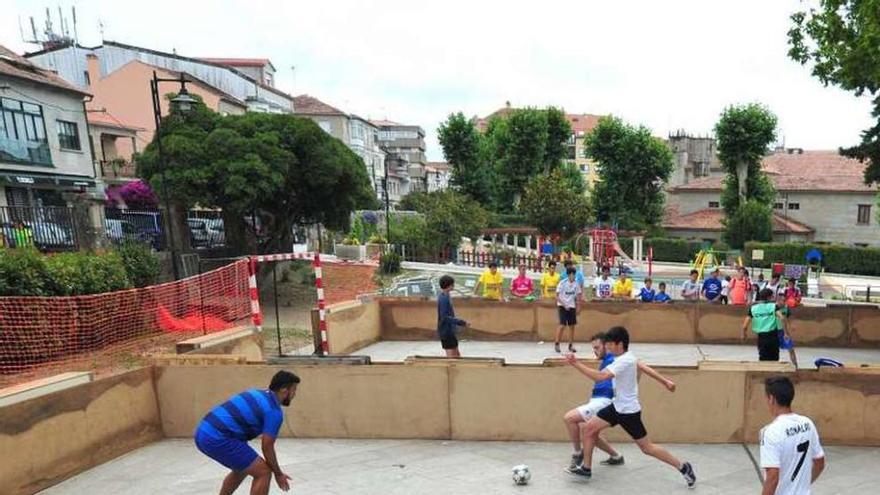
[86,53,99,88]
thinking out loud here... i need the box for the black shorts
[596,404,648,440]
[558,306,577,326]
[440,333,458,350]
[757,330,780,361]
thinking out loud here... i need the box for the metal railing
[104,208,166,251]
[0,205,78,251]
[98,159,138,181]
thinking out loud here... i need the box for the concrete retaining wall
[335,298,880,348]
[0,368,162,495]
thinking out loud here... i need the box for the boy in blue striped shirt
[195,370,300,494]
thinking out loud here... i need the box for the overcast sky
[3,0,873,160]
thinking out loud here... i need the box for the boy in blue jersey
[563,333,625,469]
[438,275,468,357]
[653,282,672,303]
[701,269,723,303]
[637,278,656,302]
[195,370,300,495]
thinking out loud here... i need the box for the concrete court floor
[352,340,880,367]
[41,438,880,494]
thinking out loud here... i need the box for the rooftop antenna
[72,6,79,44]
[98,19,105,41]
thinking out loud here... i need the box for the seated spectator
[638,278,656,302]
[653,282,672,303]
[612,271,633,299]
[510,264,535,299]
[681,269,701,301]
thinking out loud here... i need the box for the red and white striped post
[313,252,329,355]
[648,246,654,278]
[248,257,262,331]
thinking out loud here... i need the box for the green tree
[584,116,674,229]
[438,112,496,205]
[493,108,548,209]
[137,98,375,254]
[789,1,880,183]
[544,106,572,171]
[520,169,592,237]
[714,103,778,215]
[558,162,586,194]
[399,190,491,250]
[723,199,773,249]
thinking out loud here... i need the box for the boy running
[194,371,299,495]
[776,293,798,369]
[438,275,468,357]
[562,333,624,469]
[555,267,582,353]
[566,326,696,488]
[760,376,825,495]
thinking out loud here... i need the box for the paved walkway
[353,340,880,366]
[41,439,879,494]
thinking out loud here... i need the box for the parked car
[113,211,165,250]
[204,218,225,247]
[27,221,75,248]
[105,218,156,247]
[188,218,210,248]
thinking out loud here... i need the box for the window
[57,120,81,150]
[773,203,784,210]
[567,146,576,160]
[83,70,91,86]
[351,122,365,141]
[858,204,872,225]
[708,201,720,209]
[0,97,50,165]
[788,203,800,210]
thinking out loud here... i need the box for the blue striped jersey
[197,389,284,441]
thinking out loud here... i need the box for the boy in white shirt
[760,376,825,495]
[565,326,696,488]
[592,267,615,300]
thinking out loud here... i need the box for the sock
[679,463,689,474]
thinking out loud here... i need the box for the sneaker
[569,451,584,470]
[568,344,577,352]
[554,342,561,353]
[680,462,696,488]
[600,455,625,466]
[565,464,592,479]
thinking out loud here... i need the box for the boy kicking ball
[565,326,696,488]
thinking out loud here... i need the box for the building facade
[666,131,724,188]
[293,95,386,202]
[0,44,98,208]
[664,150,880,246]
[372,120,425,198]
[425,161,451,192]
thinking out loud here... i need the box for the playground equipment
[585,228,651,275]
[691,249,743,280]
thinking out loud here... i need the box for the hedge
[744,241,880,276]
[617,237,712,263]
[0,244,161,297]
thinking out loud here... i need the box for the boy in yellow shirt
[541,260,561,298]
[474,262,504,300]
[612,271,633,299]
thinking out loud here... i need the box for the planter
[334,243,366,260]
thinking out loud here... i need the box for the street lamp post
[150,71,197,280]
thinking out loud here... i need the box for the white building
[425,161,451,192]
[0,44,98,209]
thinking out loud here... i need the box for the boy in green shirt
[742,288,786,361]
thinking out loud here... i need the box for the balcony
[99,159,138,181]
[0,137,52,166]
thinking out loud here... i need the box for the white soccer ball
[512,464,531,485]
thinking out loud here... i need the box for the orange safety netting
[0,259,252,378]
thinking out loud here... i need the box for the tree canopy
[520,168,592,237]
[437,112,496,205]
[584,116,673,230]
[137,97,375,253]
[788,0,880,184]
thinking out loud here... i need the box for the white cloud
[3,0,873,159]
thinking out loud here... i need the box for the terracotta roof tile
[0,44,89,96]
[673,150,876,193]
[662,207,814,234]
[293,94,347,116]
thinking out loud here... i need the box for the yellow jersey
[541,271,561,298]
[612,278,633,298]
[478,270,504,300]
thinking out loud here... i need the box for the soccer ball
[512,464,531,485]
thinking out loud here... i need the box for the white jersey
[760,413,825,495]
[605,351,640,414]
[593,276,614,299]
